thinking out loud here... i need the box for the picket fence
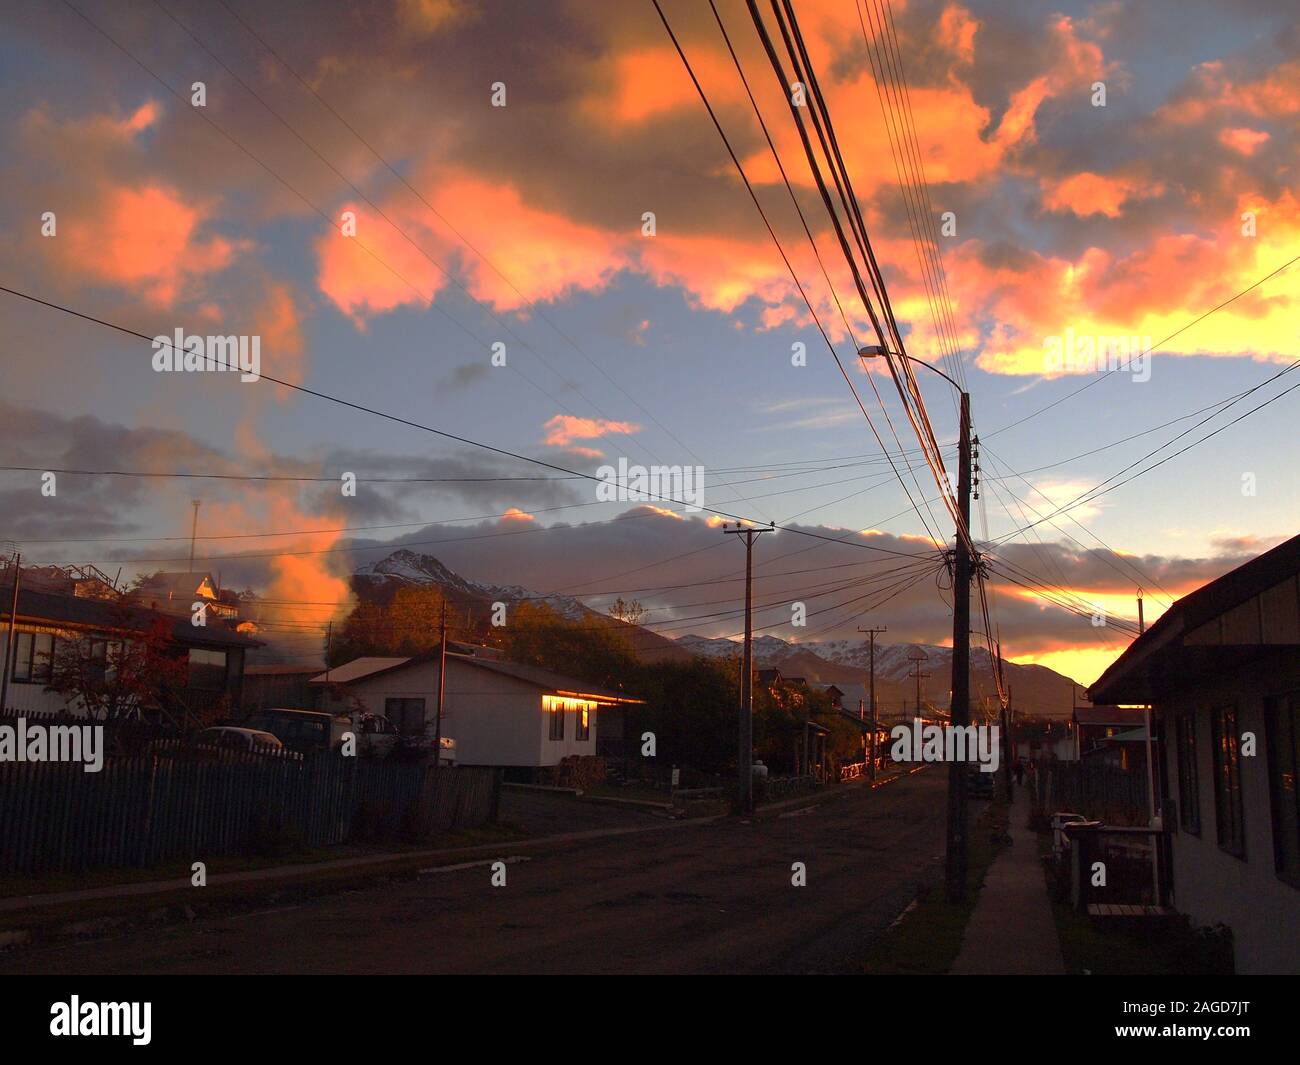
[0,746,501,876]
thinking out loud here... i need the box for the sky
[1,0,1297,686]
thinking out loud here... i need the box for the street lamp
[859,344,974,902]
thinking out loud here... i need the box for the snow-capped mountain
[352,550,690,661]
[355,549,594,622]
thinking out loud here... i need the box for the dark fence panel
[1035,759,1148,824]
[0,748,501,876]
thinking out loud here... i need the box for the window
[1211,705,1245,858]
[384,697,426,736]
[11,632,55,685]
[576,705,591,741]
[1176,713,1200,835]
[187,647,227,691]
[1265,693,1300,886]
[549,699,565,741]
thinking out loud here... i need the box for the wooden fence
[1033,759,1148,824]
[0,747,501,876]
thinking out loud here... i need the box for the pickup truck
[243,707,401,759]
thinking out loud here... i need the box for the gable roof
[137,571,216,598]
[313,648,643,704]
[309,656,412,685]
[1090,533,1300,703]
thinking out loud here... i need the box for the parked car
[967,765,995,798]
[356,712,402,759]
[243,707,401,758]
[194,726,284,753]
[243,707,350,753]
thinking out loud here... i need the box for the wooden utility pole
[946,391,973,902]
[998,640,1013,801]
[1138,589,1160,902]
[724,523,771,814]
[434,597,447,768]
[188,499,201,575]
[0,552,20,714]
[907,649,929,719]
[859,624,886,780]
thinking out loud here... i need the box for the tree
[46,608,191,724]
[608,597,645,626]
[330,585,452,664]
[498,601,637,692]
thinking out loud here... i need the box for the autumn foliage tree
[330,585,454,664]
[46,609,191,724]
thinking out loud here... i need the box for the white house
[309,647,643,771]
[1090,533,1300,974]
[0,573,262,721]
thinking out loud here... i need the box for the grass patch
[862,799,1010,974]
[583,783,671,804]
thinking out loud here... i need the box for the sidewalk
[950,796,1064,975]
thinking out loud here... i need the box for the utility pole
[724,523,771,815]
[1138,589,1160,902]
[858,624,886,780]
[946,390,974,902]
[907,649,929,719]
[998,639,1013,802]
[434,597,447,768]
[858,346,974,902]
[0,552,20,714]
[188,499,201,575]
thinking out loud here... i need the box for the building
[243,663,324,713]
[0,578,262,722]
[310,646,643,772]
[1072,704,1149,765]
[1089,533,1300,974]
[134,571,249,627]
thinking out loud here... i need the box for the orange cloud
[59,184,243,306]
[314,202,448,325]
[1218,127,1270,156]
[1040,171,1153,218]
[542,414,640,457]
[966,190,1300,375]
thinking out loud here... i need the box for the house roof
[136,571,215,598]
[1072,705,1143,727]
[313,648,644,704]
[309,656,412,685]
[246,663,326,676]
[1089,533,1300,704]
[2,586,262,649]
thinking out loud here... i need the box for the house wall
[340,657,599,767]
[1161,649,1300,974]
[0,625,83,714]
[1,625,250,720]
